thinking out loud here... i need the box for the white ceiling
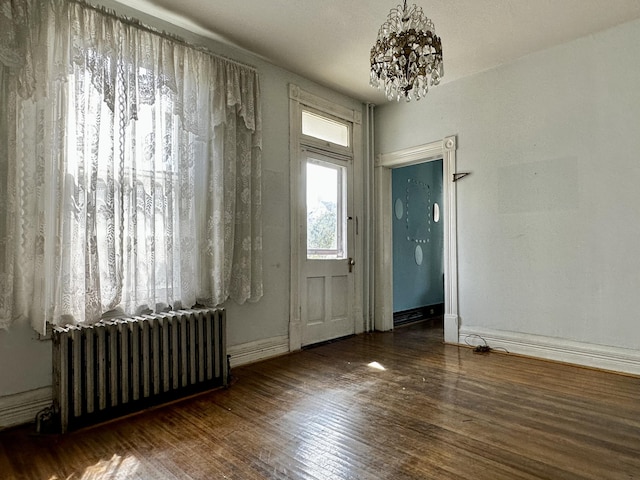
[116,0,640,104]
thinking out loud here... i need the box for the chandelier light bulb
[370,0,444,102]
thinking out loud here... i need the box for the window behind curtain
[64,58,194,318]
[0,0,263,334]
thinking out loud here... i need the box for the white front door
[300,151,355,346]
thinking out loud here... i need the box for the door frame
[374,136,459,343]
[288,85,364,351]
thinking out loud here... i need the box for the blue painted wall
[392,160,444,312]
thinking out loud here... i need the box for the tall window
[0,0,263,334]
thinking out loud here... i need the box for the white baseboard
[0,387,53,430]
[228,335,289,368]
[460,326,640,376]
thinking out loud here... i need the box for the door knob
[348,257,355,273]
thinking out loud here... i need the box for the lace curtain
[0,0,262,334]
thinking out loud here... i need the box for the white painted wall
[0,0,364,402]
[375,19,640,354]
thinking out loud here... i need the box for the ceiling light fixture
[370,0,444,102]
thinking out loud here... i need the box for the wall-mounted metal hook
[452,172,470,182]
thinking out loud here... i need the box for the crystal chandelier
[370,0,444,101]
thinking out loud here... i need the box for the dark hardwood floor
[1,320,639,479]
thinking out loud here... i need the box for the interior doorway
[391,160,444,328]
[374,136,459,344]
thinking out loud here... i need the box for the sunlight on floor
[367,361,386,371]
[48,453,141,480]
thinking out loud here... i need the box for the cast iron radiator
[51,308,227,433]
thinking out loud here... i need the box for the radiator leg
[35,404,57,434]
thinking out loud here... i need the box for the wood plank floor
[1,320,639,479]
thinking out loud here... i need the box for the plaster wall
[375,19,640,351]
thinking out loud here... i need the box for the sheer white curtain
[0,0,262,334]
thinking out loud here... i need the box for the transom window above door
[301,109,351,151]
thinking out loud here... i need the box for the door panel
[302,271,353,345]
[306,277,325,326]
[331,276,348,318]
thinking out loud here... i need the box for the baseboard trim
[228,335,290,368]
[394,303,444,327]
[460,326,640,376]
[0,387,53,430]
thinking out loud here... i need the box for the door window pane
[302,110,349,147]
[306,160,346,259]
